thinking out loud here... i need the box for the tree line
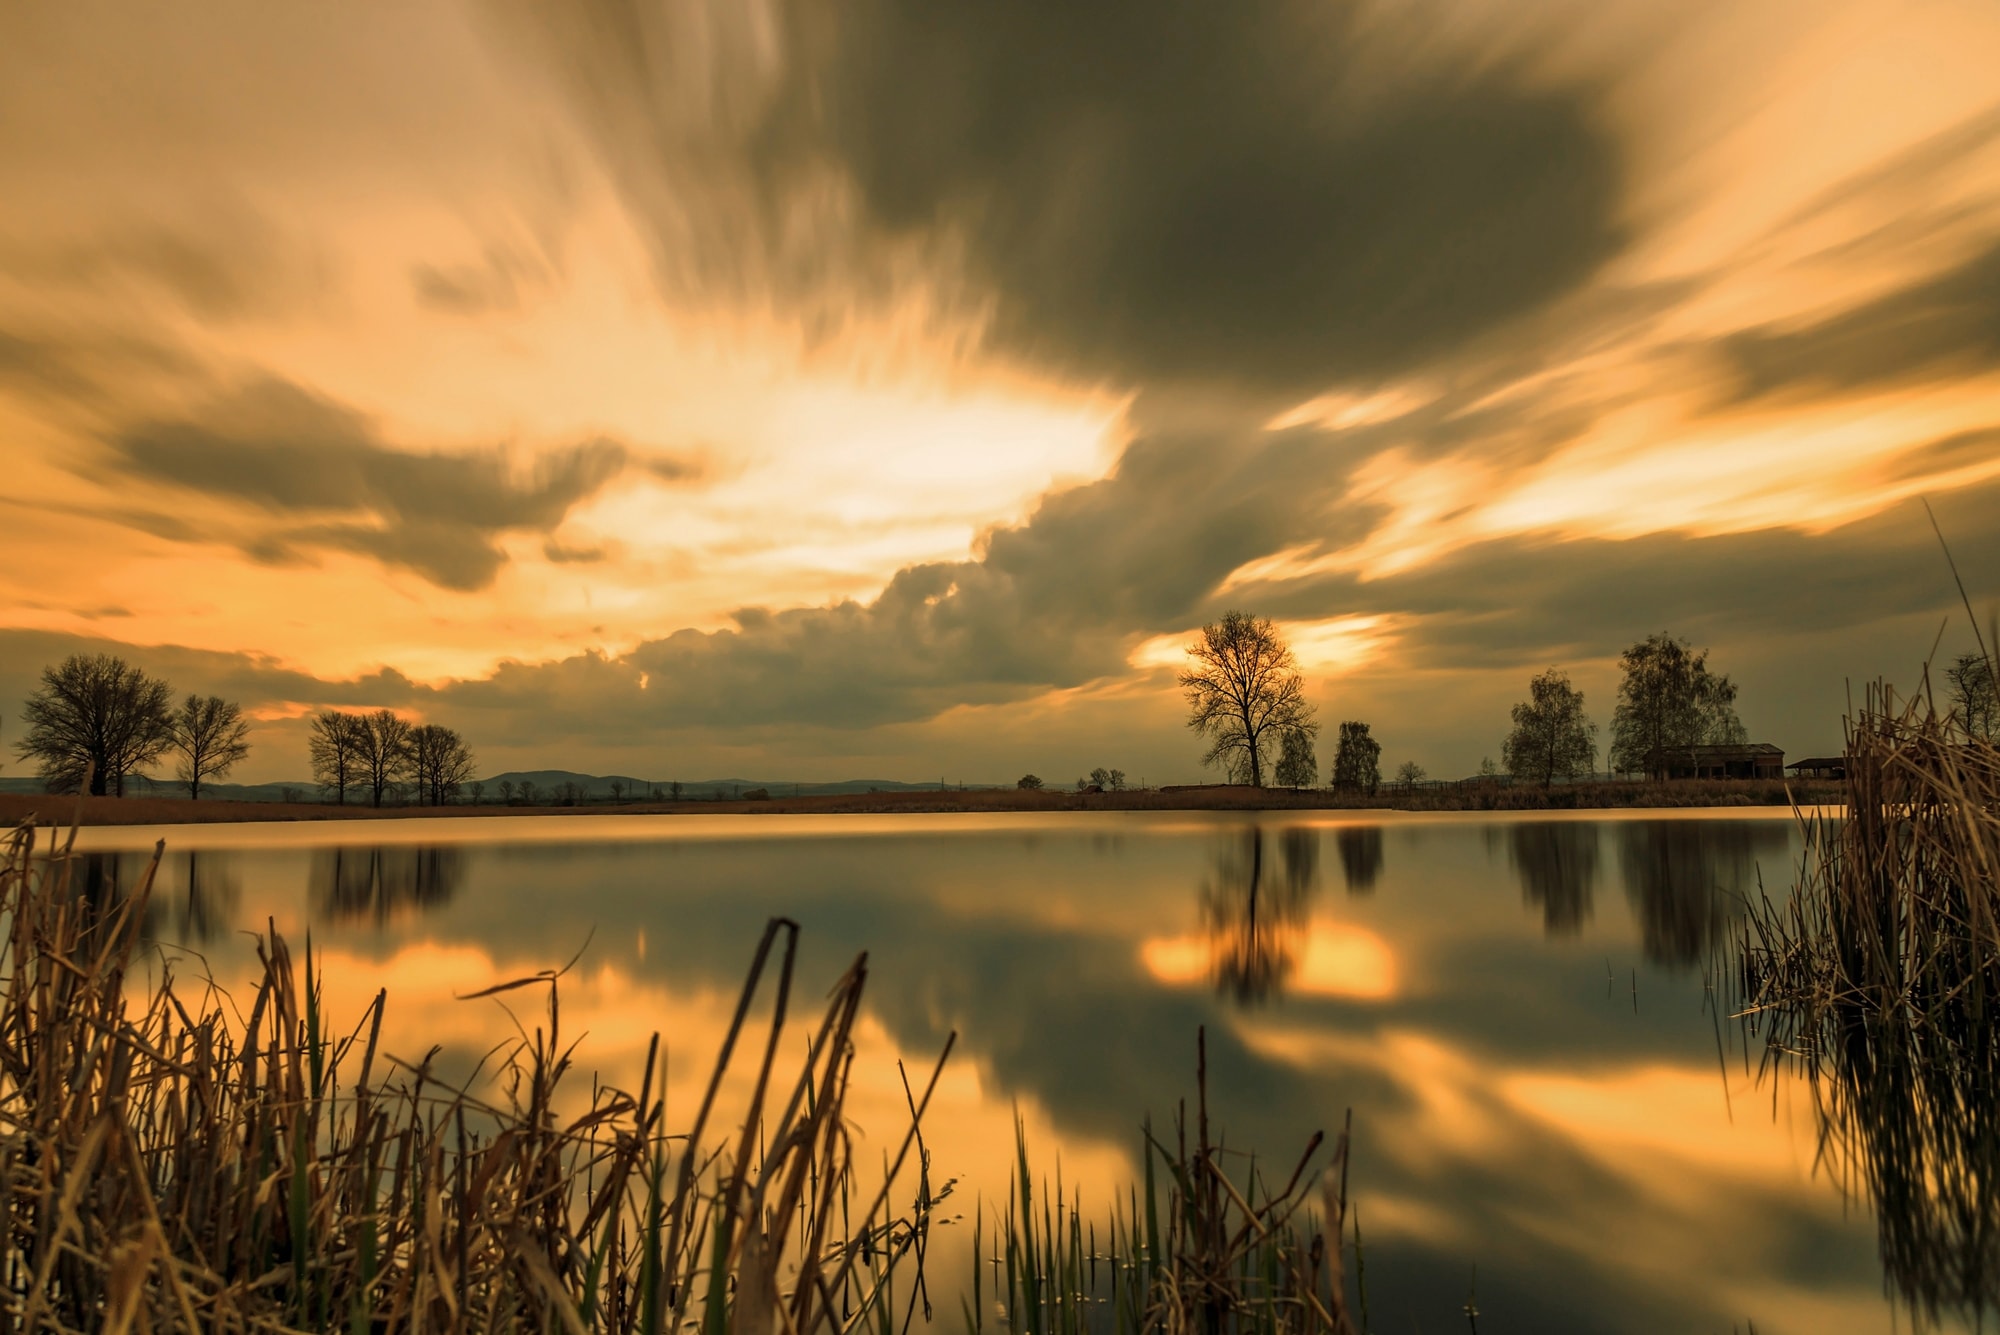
[308,710,476,806]
[7,652,477,806]
[1170,614,1983,792]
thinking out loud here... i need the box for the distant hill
[0,772,992,803]
[0,775,320,803]
[478,772,985,800]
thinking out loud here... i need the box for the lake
[66,808,1941,1333]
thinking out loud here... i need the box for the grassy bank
[0,777,1840,827]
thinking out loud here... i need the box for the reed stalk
[1734,679,2000,1326]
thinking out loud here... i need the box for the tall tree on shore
[16,654,174,796]
[1331,721,1381,794]
[1180,611,1317,787]
[407,724,476,806]
[308,711,365,804]
[356,709,413,807]
[1503,668,1597,789]
[1274,728,1318,789]
[1608,634,1745,780]
[168,694,251,800]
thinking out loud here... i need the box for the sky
[3,0,2000,786]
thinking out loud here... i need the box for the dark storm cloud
[107,378,632,590]
[788,1,1623,391]
[505,0,1625,394]
[0,627,425,729]
[1261,479,2000,669]
[1723,239,2000,400]
[5,204,330,323]
[448,475,1993,744]
[0,323,196,410]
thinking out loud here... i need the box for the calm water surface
[70,810,1934,1333]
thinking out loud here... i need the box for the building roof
[1670,743,1784,758]
[1787,756,1844,769]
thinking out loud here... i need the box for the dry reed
[0,810,951,1334]
[1734,680,2000,1326]
[971,1030,1359,1335]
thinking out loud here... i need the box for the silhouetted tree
[1503,668,1597,789]
[1180,611,1317,787]
[168,694,251,800]
[1608,634,1745,779]
[355,709,412,807]
[609,778,627,803]
[498,779,517,803]
[1947,650,1997,741]
[1275,729,1317,788]
[1394,761,1426,786]
[519,779,540,805]
[309,711,365,804]
[1331,721,1380,794]
[468,780,486,805]
[668,780,683,801]
[407,724,475,805]
[1090,767,1113,790]
[1017,774,1043,790]
[16,654,173,795]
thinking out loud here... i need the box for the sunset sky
[4,0,2000,785]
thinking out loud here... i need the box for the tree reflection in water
[1335,825,1383,895]
[159,849,242,945]
[1200,828,1319,1004]
[310,846,465,924]
[1618,821,1785,969]
[1509,823,1598,937]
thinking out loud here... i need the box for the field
[0,777,1840,827]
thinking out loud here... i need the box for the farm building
[1662,743,1785,780]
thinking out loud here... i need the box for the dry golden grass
[0,816,951,1332]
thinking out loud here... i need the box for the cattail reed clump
[1735,680,2000,1326]
[0,817,949,1333]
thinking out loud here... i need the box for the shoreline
[1,778,1842,828]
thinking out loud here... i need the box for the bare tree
[407,724,476,806]
[308,711,365,804]
[16,654,174,796]
[1017,774,1043,790]
[468,780,486,805]
[168,694,251,799]
[609,778,627,804]
[669,780,683,801]
[1180,611,1318,787]
[356,710,412,807]
[518,779,539,805]
[1395,761,1427,786]
[1948,650,1998,741]
[1503,668,1598,789]
[498,779,517,804]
